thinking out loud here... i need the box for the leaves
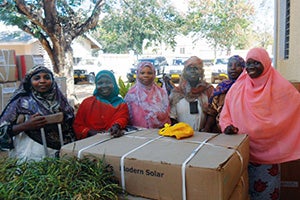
[0,156,122,200]
[118,76,132,98]
[0,1,104,75]
[186,0,254,55]
[93,0,183,54]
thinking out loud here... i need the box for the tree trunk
[4,0,104,105]
[50,37,76,105]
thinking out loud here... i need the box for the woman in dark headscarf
[73,70,129,139]
[202,55,245,133]
[169,56,214,131]
[0,65,75,161]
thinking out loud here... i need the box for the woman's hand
[87,129,98,137]
[12,113,47,135]
[24,113,47,130]
[224,125,239,135]
[109,124,124,138]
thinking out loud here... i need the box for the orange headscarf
[220,47,300,164]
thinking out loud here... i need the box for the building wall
[72,37,94,58]
[0,36,98,71]
[142,34,229,61]
[276,0,300,82]
[0,44,33,55]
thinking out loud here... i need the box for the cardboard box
[0,81,20,113]
[228,169,249,200]
[0,49,18,82]
[61,130,249,200]
[281,159,300,200]
[16,55,44,80]
[122,171,250,200]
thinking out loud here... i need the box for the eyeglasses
[246,61,261,67]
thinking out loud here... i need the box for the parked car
[74,69,90,84]
[126,56,169,83]
[137,57,168,75]
[164,57,188,83]
[126,67,137,83]
[73,57,101,84]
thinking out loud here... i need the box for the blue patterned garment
[248,162,280,200]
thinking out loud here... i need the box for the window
[180,48,185,54]
[284,0,290,59]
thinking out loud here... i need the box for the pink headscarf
[220,47,300,164]
[124,62,171,128]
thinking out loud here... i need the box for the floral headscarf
[170,56,213,106]
[4,65,73,116]
[124,61,170,128]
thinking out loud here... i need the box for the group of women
[0,47,299,200]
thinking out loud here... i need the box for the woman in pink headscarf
[220,47,300,200]
[124,61,171,128]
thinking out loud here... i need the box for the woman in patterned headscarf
[124,61,171,128]
[202,55,245,133]
[0,65,75,161]
[169,56,214,131]
[73,70,129,139]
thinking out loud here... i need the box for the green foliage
[118,76,133,98]
[0,156,122,200]
[92,0,184,54]
[0,1,103,75]
[186,0,254,54]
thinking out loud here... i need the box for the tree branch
[15,0,44,28]
[70,0,104,39]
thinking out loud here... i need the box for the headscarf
[209,55,245,102]
[220,47,300,164]
[0,65,75,150]
[2,65,73,117]
[93,70,124,107]
[170,56,213,106]
[124,61,170,128]
[136,61,156,89]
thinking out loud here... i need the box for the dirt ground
[74,82,95,103]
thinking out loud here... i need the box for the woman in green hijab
[73,70,129,139]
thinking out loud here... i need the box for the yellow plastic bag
[159,122,194,139]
